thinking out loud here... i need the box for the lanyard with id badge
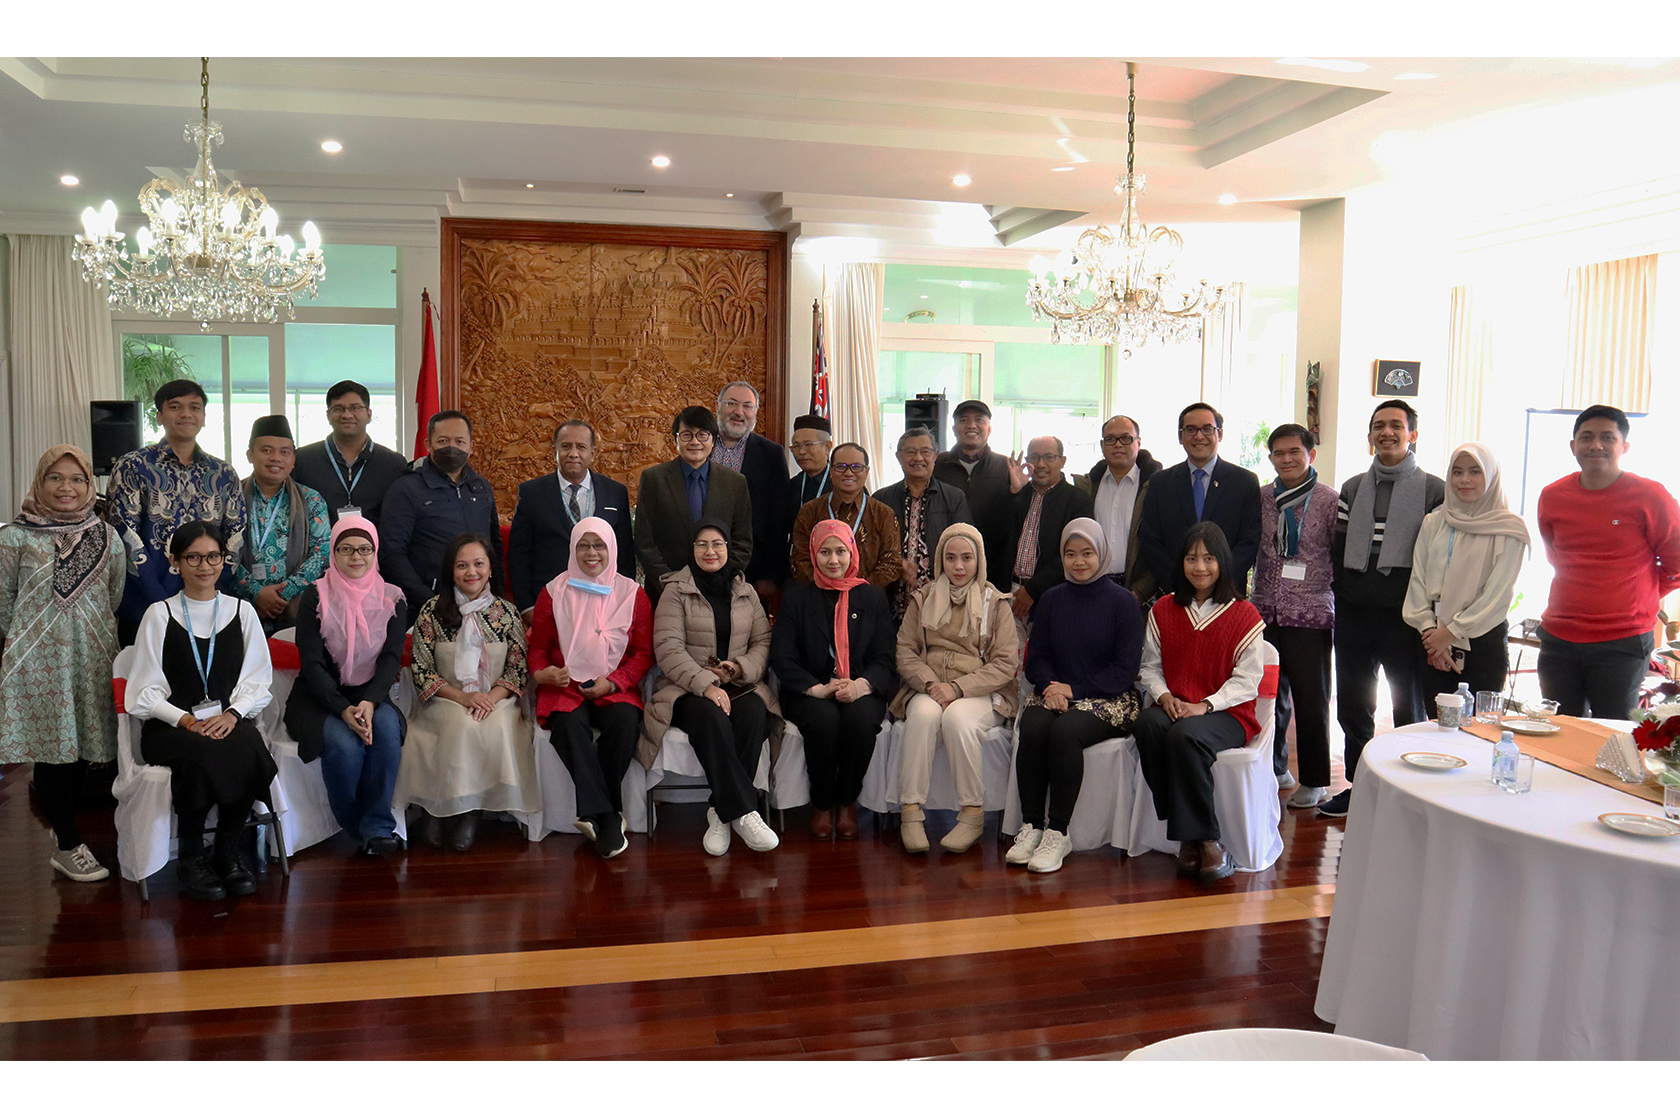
[180,592,226,721]
[248,492,285,582]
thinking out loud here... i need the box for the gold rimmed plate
[1401,752,1468,771]
[1598,812,1680,838]
[1502,717,1560,736]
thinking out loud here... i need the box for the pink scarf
[810,519,868,678]
[314,515,404,687]
[545,516,640,683]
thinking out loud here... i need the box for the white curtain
[1199,281,1245,407]
[6,234,119,511]
[1444,284,1492,453]
[829,261,885,471]
[1562,253,1655,412]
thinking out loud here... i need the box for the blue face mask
[567,577,613,596]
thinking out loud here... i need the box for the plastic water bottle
[1492,729,1519,789]
[1456,681,1475,721]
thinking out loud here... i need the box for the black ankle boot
[213,845,257,896]
[177,854,227,901]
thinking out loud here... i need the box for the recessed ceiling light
[1393,71,1437,80]
[526,183,535,189]
[320,140,343,154]
[1218,193,1237,206]
[951,174,972,187]
[651,155,671,168]
[59,174,79,186]
[1051,166,1077,173]
[1277,57,1369,74]
[919,294,929,300]
[725,192,734,198]
[958,281,972,289]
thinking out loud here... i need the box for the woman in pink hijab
[285,515,409,855]
[529,516,655,860]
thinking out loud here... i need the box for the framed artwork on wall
[1373,359,1421,397]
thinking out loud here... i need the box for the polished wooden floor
[0,749,1350,1059]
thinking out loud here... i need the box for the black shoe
[177,855,227,902]
[363,834,401,856]
[1197,849,1237,886]
[213,849,257,896]
[421,813,446,850]
[448,812,478,853]
[593,813,628,860]
[1317,789,1352,819]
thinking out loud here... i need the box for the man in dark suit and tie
[712,380,792,607]
[1009,435,1095,623]
[635,405,754,604]
[508,419,635,619]
[1136,402,1263,599]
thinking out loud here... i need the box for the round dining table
[1314,721,1680,1059]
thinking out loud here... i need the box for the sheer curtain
[1445,284,1492,453]
[6,234,119,510]
[1563,253,1655,411]
[1199,281,1246,406]
[829,261,885,470]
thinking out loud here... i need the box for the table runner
[1461,714,1663,806]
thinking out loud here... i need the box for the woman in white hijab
[1403,441,1530,703]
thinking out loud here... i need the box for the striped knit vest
[1148,596,1266,739]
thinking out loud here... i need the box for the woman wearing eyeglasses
[789,442,904,589]
[285,516,409,855]
[0,445,128,883]
[126,521,277,901]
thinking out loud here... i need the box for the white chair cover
[859,719,1016,814]
[770,722,811,810]
[1124,1027,1427,1061]
[112,645,175,884]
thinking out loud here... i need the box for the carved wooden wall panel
[440,219,788,517]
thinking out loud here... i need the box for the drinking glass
[1475,691,1504,725]
[1525,698,1561,721]
[1505,754,1535,793]
[1665,785,1680,822]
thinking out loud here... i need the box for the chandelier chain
[200,58,209,126]
[1126,62,1135,179]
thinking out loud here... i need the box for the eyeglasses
[178,551,229,567]
[1180,424,1220,437]
[694,541,728,552]
[899,449,934,459]
[676,430,713,444]
[45,472,91,486]
[1100,435,1137,447]
[333,544,375,558]
[327,405,369,417]
[789,440,830,452]
[575,542,610,553]
[831,462,868,474]
[1025,453,1062,464]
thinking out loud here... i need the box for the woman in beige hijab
[1403,441,1530,704]
[891,522,1018,854]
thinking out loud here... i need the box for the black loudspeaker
[904,393,949,452]
[90,400,142,474]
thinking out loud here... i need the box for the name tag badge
[338,505,362,520]
[192,702,224,721]
[249,562,268,581]
[1282,563,1308,582]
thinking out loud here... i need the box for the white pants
[899,693,999,808]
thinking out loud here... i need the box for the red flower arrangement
[1631,707,1680,752]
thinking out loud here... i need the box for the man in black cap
[932,399,1027,592]
[291,379,412,531]
[786,414,835,525]
[233,415,332,633]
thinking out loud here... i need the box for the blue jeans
[319,702,403,841]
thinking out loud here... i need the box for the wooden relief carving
[441,220,788,518]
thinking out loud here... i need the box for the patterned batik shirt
[710,439,748,472]
[894,489,933,619]
[107,441,247,611]
[231,483,331,605]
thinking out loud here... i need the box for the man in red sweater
[1537,404,1680,719]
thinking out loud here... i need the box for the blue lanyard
[252,489,285,553]
[828,490,867,536]
[330,447,366,502]
[178,592,221,701]
[1446,527,1457,563]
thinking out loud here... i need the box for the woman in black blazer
[771,519,896,839]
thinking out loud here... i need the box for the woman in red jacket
[528,516,654,860]
[1135,522,1267,886]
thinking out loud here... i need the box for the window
[285,323,398,450]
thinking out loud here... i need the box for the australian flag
[809,299,829,419]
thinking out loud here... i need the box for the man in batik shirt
[232,415,331,634]
[875,427,972,620]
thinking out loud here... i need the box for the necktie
[686,471,704,522]
[567,483,582,523]
[1193,467,1208,521]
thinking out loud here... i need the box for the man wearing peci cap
[786,414,836,526]
[233,415,332,633]
[933,400,1028,593]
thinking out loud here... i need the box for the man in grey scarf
[1318,399,1445,819]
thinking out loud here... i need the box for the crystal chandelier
[1026,62,1224,347]
[72,58,325,329]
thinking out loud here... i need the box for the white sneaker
[1277,771,1299,793]
[50,844,110,883]
[1027,829,1073,873]
[1005,823,1043,865]
[731,811,780,852]
[703,807,732,856]
[1288,785,1330,809]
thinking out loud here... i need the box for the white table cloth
[1125,1027,1426,1061]
[1316,722,1680,1059]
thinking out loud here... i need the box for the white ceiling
[3,55,1679,251]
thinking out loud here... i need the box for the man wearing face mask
[380,410,502,622]
[509,419,635,620]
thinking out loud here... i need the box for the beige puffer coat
[638,567,783,770]
[889,582,1020,720]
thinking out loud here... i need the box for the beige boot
[900,803,929,854]
[940,806,986,853]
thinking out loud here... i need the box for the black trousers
[671,691,768,822]
[32,761,83,850]
[1133,705,1249,843]
[1537,626,1654,720]
[1421,620,1509,714]
[176,799,257,859]
[782,691,886,808]
[1015,706,1119,834]
[547,702,641,820]
[1267,625,1333,789]
[1335,607,1427,780]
